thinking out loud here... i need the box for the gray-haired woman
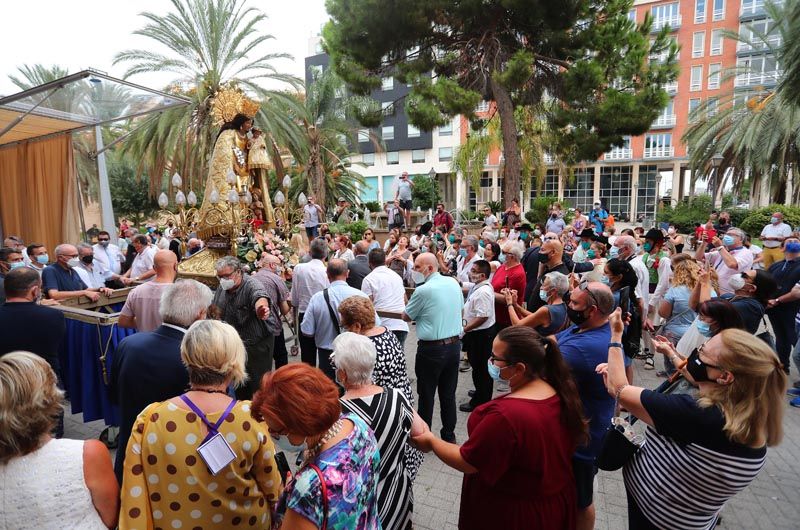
[334,332,427,530]
[504,271,569,336]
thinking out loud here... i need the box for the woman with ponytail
[411,326,588,530]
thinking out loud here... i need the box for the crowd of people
[0,201,795,529]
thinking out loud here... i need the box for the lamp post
[710,154,723,207]
[428,166,437,220]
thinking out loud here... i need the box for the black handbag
[595,414,642,471]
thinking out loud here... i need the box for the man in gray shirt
[395,171,415,228]
[211,256,271,399]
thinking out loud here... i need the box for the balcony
[663,81,678,94]
[652,114,677,128]
[644,146,674,158]
[651,15,681,32]
[737,38,781,53]
[605,147,633,160]
[734,71,780,87]
[740,0,782,19]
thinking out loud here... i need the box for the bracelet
[608,342,624,349]
[615,384,629,401]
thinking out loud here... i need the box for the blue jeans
[415,341,461,441]
[392,330,408,351]
[305,225,319,239]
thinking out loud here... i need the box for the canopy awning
[0,69,190,147]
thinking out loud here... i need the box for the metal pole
[94,125,117,236]
[0,87,62,141]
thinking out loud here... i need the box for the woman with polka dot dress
[119,320,281,529]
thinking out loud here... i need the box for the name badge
[197,432,236,475]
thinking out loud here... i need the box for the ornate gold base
[177,248,228,288]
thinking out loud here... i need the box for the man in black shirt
[767,238,800,373]
[527,239,571,312]
[347,240,372,290]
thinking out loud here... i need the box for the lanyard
[179,394,237,443]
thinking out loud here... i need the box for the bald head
[568,281,614,329]
[260,252,281,267]
[327,258,349,280]
[354,240,370,256]
[540,239,563,265]
[413,252,438,280]
[153,249,178,280]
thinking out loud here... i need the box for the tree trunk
[489,78,521,209]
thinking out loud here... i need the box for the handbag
[756,315,776,351]
[595,409,643,471]
[308,463,329,530]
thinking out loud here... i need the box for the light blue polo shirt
[404,272,464,341]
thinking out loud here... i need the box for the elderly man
[92,231,123,276]
[212,256,271,399]
[346,240,372,290]
[186,237,203,257]
[73,243,121,291]
[459,259,496,412]
[25,243,49,275]
[253,253,292,369]
[456,235,482,290]
[403,252,464,443]
[362,247,409,346]
[760,212,793,268]
[613,235,650,310]
[556,281,616,530]
[41,244,106,302]
[291,238,330,365]
[695,227,753,294]
[118,250,177,332]
[120,234,157,284]
[111,279,212,481]
[301,258,368,380]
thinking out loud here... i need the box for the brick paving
[65,325,800,529]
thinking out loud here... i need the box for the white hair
[481,230,497,242]
[215,255,241,272]
[727,228,746,242]
[501,241,524,261]
[543,271,569,295]
[332,332,377,386]
[615,235,637,254]
[159,279,213,327]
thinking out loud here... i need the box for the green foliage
[526,195,559,226]
[363,201,382,213]
[327,220,368,241]
[485,200,503,214]
[459,209,481,222]
[657,195,717,232]
[740,205,800,236]
[109,159,159,228]
[410,175,441,210]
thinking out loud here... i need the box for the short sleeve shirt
[397,180,413,200]
[464,282,495,330]
[130,245,157,280]
[404,273,464,340]
[707,247,753,294]
[760,222,792,248]
[42,264,86,297]
[120,281,172,332]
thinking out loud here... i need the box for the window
[708,97,719,116]
[412,149,425,163]
[381,101,394,115]
[599,166,632,218]
[381,77,393,91]
[637,166,659,218]
[712,0,724,21]
[736,55,779,87]
[644,133,673,158]
[708,63,721,89]
[407,124,420,138]
[688,98,702,116]
[710,30,723,56]
[475,101,489,113]
[692,32,705,58]
[653,99,676,127]
[362,153,375,166]
[529,170,559,206]
[627,9,637,22]
[382,125,394,140]
[386,151,399,165]
[695,0,706,23]
[438,121,453,136]
[438,147,453,161]
[358,129,369,143]
[309,64,324,78]
[563,168,595,212]
[741,0,765,16]
[360,176,378,202]
[651,3,681,30]
[605,137,632,160]
[690,65,703,91]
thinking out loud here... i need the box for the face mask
[600,275,611,286]
[668,228,675,235]
[771,217,780,224]
[498,253,506,264]
[36,254,49,264]
[643,242,653,253]
[100,240,109,247]
[786,242,800,254]
[125,238,132,245]
[728,274,746,291]
[567,306,591,326]
[469,273,484,284]
[479,241,485,248]
[587,250,596,259]
[594,205,601,210]
[686,349,712,383]
[500,232,507,239]
[539,289,550,302]
[537,252,550,264]
[581,241,591,250]
[272,434,308,454]
[635,245,642,254]
[722,235,735,247]
[458,249,467,258]
[533,229,541,236]
[419,247,427,253]
[609,246,620,259]
[448,235,456,243]
[411,270,427,285]
[219,278,236,291]
[696,320,713,337]
[551,214,557,219]
[486,359,514,382]
[67,258,81,268]
[519,232,528,241]
[81,255,94,265]
[9,261,25,270]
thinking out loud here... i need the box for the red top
[459,395,577,530]
[491,263,527,327]
[433,210,454,232]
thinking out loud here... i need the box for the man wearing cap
[573,228,598,263]
[332,197,352,223]
[760,212,793,268]
[588,201,608,235]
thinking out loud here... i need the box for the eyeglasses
[543,236,556,241]
[579,281,600,309]
[217,270,238,280]
[489,353,513,366]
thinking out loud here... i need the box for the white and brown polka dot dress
[119,400,281,530]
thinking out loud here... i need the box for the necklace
[190,387,229,395]
[311,419,344,455]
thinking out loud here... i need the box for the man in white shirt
[695,227,753,294]
[93,231,123,275]
[122,235,157,284]
[613,235,650,316]
[459,259,496,412]
[25,243,49,276]
[456,235,482,291]
[482,206,498,230]
[74,243,120,289]
[760,212,793,268]
[291,238,330,366]
[303,195,325,239]
[362,247,409,347]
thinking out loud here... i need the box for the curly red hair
[251,364,341,436]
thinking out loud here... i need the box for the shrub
[657,195,714,233]
[740,205,800,237]
[526,195,559,226]
[363,201,382,213]
[411,174,442,210]
[328,220,368,241]
[458,209,481,222]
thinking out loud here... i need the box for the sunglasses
[579,280,600,308]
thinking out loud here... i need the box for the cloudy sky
[0,0,329,96]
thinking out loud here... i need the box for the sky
[0,0,329,96]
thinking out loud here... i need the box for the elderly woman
[0,352,119,529]
[120,320,281,530]
[333,333,427,530]
[412,326,588,529]
[490,240,528,330]
[600,310,786,529]
[252,364,380,529]
[504,271,568,336]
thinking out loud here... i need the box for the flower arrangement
[236,228,297,276]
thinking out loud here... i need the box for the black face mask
[538,252,550,264]
[81,255,94,265]
[686,349,711,383]
[567,306,591,326]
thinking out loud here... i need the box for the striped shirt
[624,390,767,530]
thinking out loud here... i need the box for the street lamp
[428,166,437,213]
[710,154,723,206]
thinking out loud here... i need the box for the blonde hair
[0,352,64,464]
[697,329,786,447]
[290,233,309,256]
[181,320,248,387]
[671,257,700,290]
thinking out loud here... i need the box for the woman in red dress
[412,326,587,530]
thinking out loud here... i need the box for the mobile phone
[505,276,510,290]
[618,286,630,315]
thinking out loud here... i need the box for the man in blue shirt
[556,281,615,530]
[41,244,102,302]
[302,258,370,380]
[588,201,609,234]
[403,253,464,442]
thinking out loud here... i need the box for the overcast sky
[0,0,329,96]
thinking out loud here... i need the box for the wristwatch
[608,342,624,349]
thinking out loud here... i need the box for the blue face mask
[539,289,549,302]
[448,235,456,243]
[722,235,735,247]
[581,241,591,250]
[479,240,486,248]
[272,434,308,454]
[458,249,467,258]
[696,320,714,337]
[8,261,24,270]
[600,275,611,286]
[419,247,427,253]
[498,253,506,264]
[487,359,504,381]
[643,242,653,253]
[36,254,49,264]
[609,246,620,259]
[587,250,596,259]
[519,232,528,241]
[786,242,800,254]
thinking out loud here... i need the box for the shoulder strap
[307,463,328,530]
[322,289,341,335]
[179,394,237,442]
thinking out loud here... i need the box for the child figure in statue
[247,128,275,227]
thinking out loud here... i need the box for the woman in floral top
[252,364,380,529]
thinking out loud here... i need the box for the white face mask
[219,277,236,291]
[411,270,428,285]
[668,228,676,234]
[728,274,747,291]
[67,258,81,268]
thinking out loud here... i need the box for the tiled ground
[65,326,800,529]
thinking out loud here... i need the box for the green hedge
[328,220,369,241]
[740,205,800,236]
[525,195,573,227]
[659,197,800,236]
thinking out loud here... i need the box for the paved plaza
[65,325,800,529]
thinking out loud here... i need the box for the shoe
[459,402,477,413]
[643,358,655,370]
[468,390,476,398]
[442,435,457,444]
[655,370,669,377]
[788,388,800,397]
[790,396,800,408]
[459,361,472,373]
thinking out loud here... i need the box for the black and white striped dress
[341,388,413,530]
[624,390,767,530]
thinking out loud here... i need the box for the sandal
[643,357,655,370]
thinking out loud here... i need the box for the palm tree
[112,0,303,195]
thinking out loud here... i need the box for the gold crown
[211,87,261,126]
